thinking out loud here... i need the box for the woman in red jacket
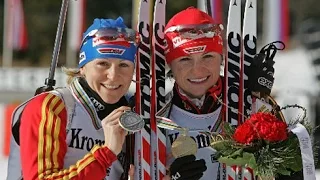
[17,17,139,180]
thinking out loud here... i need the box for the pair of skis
[134,0,166,180]
[224,0,257,180]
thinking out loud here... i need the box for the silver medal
[119,111,145,133]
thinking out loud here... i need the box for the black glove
[169,155,207,180]
[248,41,285,95]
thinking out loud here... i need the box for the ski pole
[35,0,70,95]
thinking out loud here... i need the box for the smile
[101,84,121,90]
[188,76,209,83]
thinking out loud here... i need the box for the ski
[224,0,257,179]
[223,0,242,179]
[224,0,242,126]
[240,0,257,124]
[150,0,167,179]
[239,1,257,179]
[135,0,153,179]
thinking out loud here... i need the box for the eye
[119,62,130,67]
[202,54,214,59]
[178,57,191,62]
[97,61,109,67]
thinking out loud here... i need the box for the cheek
[122,68,134,83]
[172,69,186,86]
[209,61,221,74]
[171,63,185,78]
[85,71,104,84]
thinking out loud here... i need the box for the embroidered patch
[97,48,125,55]
[183,45,206,54]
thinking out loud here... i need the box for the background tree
[1,0,320,66]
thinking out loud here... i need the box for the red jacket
[20,93,117,179]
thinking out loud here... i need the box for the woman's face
[80,58,134,104]
[169,52,222,99]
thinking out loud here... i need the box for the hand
[248,41,285,95]
[101,106,131,155]
[248,52,275,95]
[169,155,207,180]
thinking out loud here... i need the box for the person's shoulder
[21,92,66,128]
[25,92,65,113]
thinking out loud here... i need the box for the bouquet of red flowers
[211,110,315,178]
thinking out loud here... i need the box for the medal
[119,111,145,133]
[171,128,198,158]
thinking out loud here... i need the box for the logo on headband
[183,45,206,54]
[79,52,86,64]
[98,48,126,55]
[172,36,189,48]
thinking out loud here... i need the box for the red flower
[233,112,288,144]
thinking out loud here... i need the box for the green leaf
[276,165,291,176]
[229,148,243,158]
[217,151,256,167]
[289,152,302,172]
[223,123,235,137]
[247,153,258,170]
[211,140,232,152]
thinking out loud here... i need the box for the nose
[191,59,206,75]
[107,64,118,80]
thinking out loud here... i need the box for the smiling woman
[169,52,222,99]
[79,58,134,104]
[7,16,139,180]
[156,7,298,180]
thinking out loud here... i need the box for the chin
[100,93,123,104]
[185,91,205,99]
[101,97,120,104]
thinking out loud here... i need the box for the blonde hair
[61,66,83,85]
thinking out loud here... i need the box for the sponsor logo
[90,97,105,111]
[79,52,86,64]
[172,36,189,48]
[258,77,273,89]
[69,128,105,151]
[171,172,181,180]
[168,132,211,149]
[183,45,206,54]
[98,48,125,55]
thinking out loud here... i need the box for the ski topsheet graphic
[225,0,242,127]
